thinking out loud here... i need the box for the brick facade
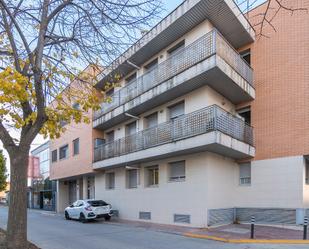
[241,0,309,160]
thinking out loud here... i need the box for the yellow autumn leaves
[0,65,102,139]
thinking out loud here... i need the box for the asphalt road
[0,207,307,249]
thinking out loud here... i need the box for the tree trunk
[6,149,29,249]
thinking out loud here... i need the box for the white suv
[65,199,113,223]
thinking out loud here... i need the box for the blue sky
[1,0,266,174]
[164,0,184,13]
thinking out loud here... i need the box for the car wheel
[79,213,87,223]
[104,216,111,221]
[65,211,71,220]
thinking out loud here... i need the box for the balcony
[93,29,255,130]
[93,105,254,169]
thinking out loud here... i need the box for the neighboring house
[49,65,103,212]
[30,141,56,211]
[51,0,309,227]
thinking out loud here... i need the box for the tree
[0,150,8,192]
[237,0,307,38]
[0,0,162,248]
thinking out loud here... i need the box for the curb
[183,233,309,244]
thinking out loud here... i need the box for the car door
[68,201,78,218]
[76,201,84,217]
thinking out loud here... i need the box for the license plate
[96,207,107,214]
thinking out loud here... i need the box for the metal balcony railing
[93,105,253,162]
[93,29,253,120]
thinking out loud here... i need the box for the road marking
[183,233,309,244]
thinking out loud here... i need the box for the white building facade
[92,0,257,227]
[52,0,309,227]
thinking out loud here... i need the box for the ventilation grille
[236,208,296,225]
[174,214,190,224]
[208,208,234,226]
[139,211,151,220]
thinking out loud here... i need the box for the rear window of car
[87,200,108,207]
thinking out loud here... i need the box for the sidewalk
[106,219,309,244]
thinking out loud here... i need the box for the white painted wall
[234,156,304,208]
[95,153,308,227]
[95,152,212,227]
[105,85,235,140]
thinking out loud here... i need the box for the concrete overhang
[93,131,255,170]
[93,54,255,130]
[95,0,255,89]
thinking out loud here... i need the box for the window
[125,73,137,85]
[60,120,68,128]
[73,138,79,155]
[238,107,251,125]
[106,88,114,97]
[59,145,69,160]
[127,169,138,189]
[240,49,251,65]
[144,58,158,72]
[94,138,105,148]
[105,130,114,143]
[87,177,95,199]
[146,166,159,187]
[145,112,158,129]
[106,172,115,190]
[51,150,57,163]
[167,40,185,57]
[239,162,251,185]
[305,159,309,184]
[169,161,185,182]
[168,101,184,120]
[72,102,80,110]
[126,121,137,136]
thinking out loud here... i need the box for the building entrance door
[69,181,77,204]
[39,192,44,209]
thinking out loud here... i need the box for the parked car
[65,199,113,223]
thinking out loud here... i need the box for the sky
[0,0,265,176]
[0,1,185,176]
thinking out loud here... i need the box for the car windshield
[87,200,108,207]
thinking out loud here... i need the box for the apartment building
[51,0,309,227]
[49,66,104,212]
[30,141,57,211]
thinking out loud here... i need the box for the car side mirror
[70,204,74,208]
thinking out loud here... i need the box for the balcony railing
[94,105,253,162]
[93,29,253,120]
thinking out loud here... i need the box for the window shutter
[169,161,185,180]
[239,163,251,185]
[146,112,158,128]
[126,122,137,135]
[169,102,184,120]
[239,163,251,178]
[128,169,138,188]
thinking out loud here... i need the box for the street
[0,207,307,249]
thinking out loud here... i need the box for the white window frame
[239,162,251,186]
[145,166,159,187]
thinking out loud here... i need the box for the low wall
[208,207,304,227]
